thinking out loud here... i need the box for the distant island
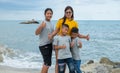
[20,19,39,24]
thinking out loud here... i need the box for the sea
[0,20,120,69]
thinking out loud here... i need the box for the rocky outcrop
[20,19,39,24]
[100,57,115,66]
[87,60,94,64]
[81,57,120,73]
[100,57,120,69]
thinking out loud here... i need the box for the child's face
[62,27,69,35]
[45,10,53,21]
[71,32,78,38]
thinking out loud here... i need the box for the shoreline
[1,59,120,73]
[0,65,39,73]
[0,65,58,73]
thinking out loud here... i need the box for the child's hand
[48,34,53,40]
[60,44,66,49]
[70,41,74,48]
[41,21,46,28]
[86,34,90,41]
[78,41,82,48]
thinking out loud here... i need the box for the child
[35,8,54,73]
[71,27,82,73]
[53,24,75,73]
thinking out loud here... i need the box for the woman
[48,6,89,73]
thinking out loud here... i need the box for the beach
[0,58,120,73]
[0,65,39,73]
[0,65,57,73]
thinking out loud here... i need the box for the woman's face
[45,10,53,21]
[65,9,72,19]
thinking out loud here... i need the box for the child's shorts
[39,43,52,66]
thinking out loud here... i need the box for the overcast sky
[0,0,120,20]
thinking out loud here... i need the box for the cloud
[0,0,120,20]
[0,10,44,20]
[73,0,120,20]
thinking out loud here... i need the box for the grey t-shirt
[39,20,54,46]
[53,35,72,59]
[71,37,81,60]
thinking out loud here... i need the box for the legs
[55,49,58,73]
[58,59,66,73]
[66,58,75,73]
[73,59,82,73]
[55,62,58,73]
[39,44,52,73]
[41,65,49,73]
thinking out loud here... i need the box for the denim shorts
[58,58,75,73]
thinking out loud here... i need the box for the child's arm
[70,40,74,48]
[35,21,46,35]
[78,41,82,48]
[54,45,66,50]
[78,34,90,41]
[48,28,60,40]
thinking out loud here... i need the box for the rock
[112,68,120,73]
[100,57,115,66]
[81,63,113,73]
[20,19,39,24]
[0,54,3,62]
[114,62,120,68]
[81,57,120,73]
[93,64,112,73]
[113,64,120,69]
[87,60,94,64]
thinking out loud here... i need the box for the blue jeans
[58,58,75,73]
[73,59,82,73]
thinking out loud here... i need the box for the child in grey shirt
[71,27,82,73]
[35,8,54,73]
[53,24,75,73]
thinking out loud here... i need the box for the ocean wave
[0,44,44,68]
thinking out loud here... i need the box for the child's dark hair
[62,24,69,29]
[71,27,79,33]
[44,8,53,14]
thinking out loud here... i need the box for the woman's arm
[78,34,90,41]
[48,28,60,40]
[35,22,46,35]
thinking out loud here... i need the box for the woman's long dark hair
[62,6,74,24]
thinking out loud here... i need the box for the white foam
[0,53,43,68]
[0,44,56,69]
[0,45,43,68]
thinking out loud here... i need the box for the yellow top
[56,18,78,35]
